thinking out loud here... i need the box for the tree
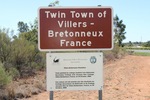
[10,37,37,75]
[143,41,150,47]
[114,15,126,47]
[128,41,133,47]
[10,19,45,76]
[18,21,29,33]
[49,0,59,6]
[24,18,38,44]
[0,28,11,63]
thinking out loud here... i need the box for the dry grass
[0,46,128,100]
[0,71,46,99]
[34,80,45,91]
[6,83,16,99]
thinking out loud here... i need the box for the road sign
[46,52,103,91]
[38,7,113,51]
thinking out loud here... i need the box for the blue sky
[0,0,150,42]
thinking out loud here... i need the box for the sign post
[38,6,113,100]
[50,91,53,100]
[99,90,102,100]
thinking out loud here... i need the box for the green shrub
[9,67,20,80]
[0,63,12,87]
[133,52,150,56]
[126,47,150,50]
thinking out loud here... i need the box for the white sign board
[46,52,103,91]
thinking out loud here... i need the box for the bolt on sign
[38,7,113,51]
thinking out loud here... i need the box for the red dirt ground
[21,55,150,100]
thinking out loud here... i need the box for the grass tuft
[133,52,150,56]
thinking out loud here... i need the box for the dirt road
[23,55,150,100]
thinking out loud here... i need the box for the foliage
[0,19,45,78]
[128,41,133,47]
[126,47,150,50]
[49,0,59,6]
[133,52,150,56]
[19,30,38,44]
[18,21,29,33]
[143,41,150,47]
[114,15,126,47]
[8,67,20,80]
[19,18,38,44]
[103,44,127,63]
[10,38,35,72]
[0,63,12,87]
[0,28,11,63]
[123,41,145,48]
